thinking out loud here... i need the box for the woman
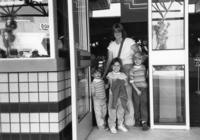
[103,23,138,126]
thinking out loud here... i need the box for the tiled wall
[0,70,72,140]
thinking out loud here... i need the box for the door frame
[68,0,93,140]
[148,0,190,129]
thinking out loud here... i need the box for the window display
[152,0,184,50]
[0,1,50,58]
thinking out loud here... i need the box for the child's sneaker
[110,127,117,134]
[118,125,128,132]
[141,121,149,131]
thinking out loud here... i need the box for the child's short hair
[133,52,144,62]
[91,68,102,77]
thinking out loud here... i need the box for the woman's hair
[109,57,123,72]
[112,23,127,39]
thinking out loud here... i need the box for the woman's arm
[103,51,113,79]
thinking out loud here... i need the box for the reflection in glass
[73,0,88,50]
[77,68,90,121]
[153,65,185,125]
[152,0,184,50]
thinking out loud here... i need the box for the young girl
[91,69,107,130]
[106,58,128,134]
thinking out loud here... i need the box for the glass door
[148,0,189,129]
[68,0,93,140]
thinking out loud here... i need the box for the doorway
[189,13,200,126]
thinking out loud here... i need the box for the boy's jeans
[132,87,148,122]
[108,92,125,128]
[93,98,107,127]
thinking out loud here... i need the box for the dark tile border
[0,97,71,113]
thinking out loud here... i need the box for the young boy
[91,69,107,130]
[129,52,149,131]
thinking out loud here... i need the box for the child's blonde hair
[133,52,144,61]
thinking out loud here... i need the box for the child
[129,52,149,130]
[106,58,128,134]
[91,69,107,130]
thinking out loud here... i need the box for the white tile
[1,113,10,123]
[66,79,71,88]
[0,83,8,92]
[29,73,38,82]
[9,73,18,82]
[58,91,63,102]
[66,88,70,98]
[29,93,39,102]
[39,83,48,92]
[30,113,39,122]
[48,72,58,81]
[39,93,48,102]
[19,73,28,82]
[20,113,29,123]
[11,123,20,132]
[49,113,58,122]
[20,93,29,102]
[29,83,38,92]
[48,82,58,92]
[1,123,10,133]
[30,123,39,132]
[40,123,49,132]
[9,83,19,92]
[11,113,19,122]
[59,120,65,131]
[0,73,8,82]
[59,91,65,101]
[10,94,19,103]
[50,123,59,133]
[21,123,30,133]
[49,92,58,102]
[58,72,63,81]
[38,73,47,82]
[0,94,9,102]
[58,110,65,121]
[58,81,65,91]
[19,83,28,92]
[40,113,49,122]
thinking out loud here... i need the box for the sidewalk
[87,126,200,140]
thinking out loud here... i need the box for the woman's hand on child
[137,90,142,96]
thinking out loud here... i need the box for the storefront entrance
[189,13,200,126]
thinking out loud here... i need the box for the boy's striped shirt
[129,65,147,88]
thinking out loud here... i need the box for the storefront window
[153,65,185,125]
[73,0,88,50]
[152,0,184,50]
[77,68,90,121]
[0,0,50,58]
